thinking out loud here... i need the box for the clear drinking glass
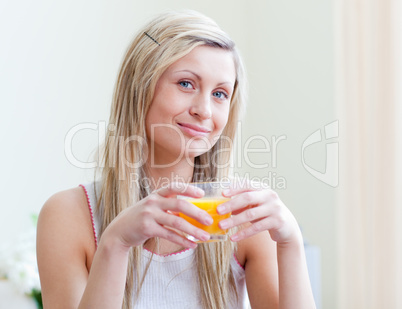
[178,181,231,242]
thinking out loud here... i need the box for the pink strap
[233,253,245,270]
[79,184,98,249]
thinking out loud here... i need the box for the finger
[219,203,272,230]
[217,189,277,215]
[157,182,204,199]
[159,198,213,226]
[152,224,199,249]
[222,179,269,198]
[230,217,276,242]
[156,211,211,242]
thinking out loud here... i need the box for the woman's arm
[276,234,314,309]
[239,230,314,309]
[37,187,135,309]
[237,231,279,309]
[36,188,99,308]
[219,184,316,309]
[37,183,214,308]
[77,229,130,308]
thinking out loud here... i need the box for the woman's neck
[145,159,195,190]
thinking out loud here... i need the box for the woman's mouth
[177,122,211,137]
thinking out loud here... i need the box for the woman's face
[146,45,236,167]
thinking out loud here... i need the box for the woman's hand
[217,181,302,245]
[103,182,213,250]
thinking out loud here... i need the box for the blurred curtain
[336,0,402,308]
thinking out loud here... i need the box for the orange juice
[179,198,231,235]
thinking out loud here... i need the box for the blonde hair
[96,10,247,309]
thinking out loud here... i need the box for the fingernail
[231,234,239,242]
[188,241,197,249]
[200,232,210,241]
[223,189,230,196]
[220,220,228,230]
[205,216,213,225]
[217,205,226,214]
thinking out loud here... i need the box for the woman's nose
[189,94,212,119]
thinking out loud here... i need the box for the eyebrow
[174,70,234,87]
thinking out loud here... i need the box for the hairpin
[144,32,160,46]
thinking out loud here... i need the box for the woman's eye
[213,91,228,99]
[179,81,192,88]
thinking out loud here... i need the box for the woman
[37,10,316,309]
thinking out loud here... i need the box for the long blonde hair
[96,10,247,309]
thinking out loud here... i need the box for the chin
[184,149,209,160]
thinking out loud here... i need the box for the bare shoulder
[37,186,96,269]
[39,187,93,238]
[37,186,97,307]
[40,186,88,216]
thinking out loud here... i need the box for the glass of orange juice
[178,181,231,242]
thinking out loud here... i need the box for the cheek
[146,96,175,128]
[214,106,230,132]
[145,108,157,136]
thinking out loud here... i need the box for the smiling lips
[177,122,211,137]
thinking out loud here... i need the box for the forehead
[165,45,236,84]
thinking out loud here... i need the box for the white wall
[0,1,336,308]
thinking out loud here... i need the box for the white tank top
[80,182,250,309]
